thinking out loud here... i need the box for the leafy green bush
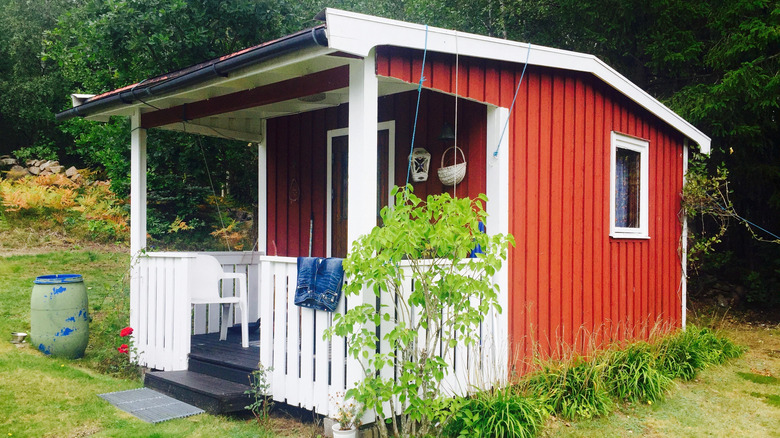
[326,187,513,438]
[522,360,613,420]
[85,275,141,379]
[0,174,128,244]
[601,342,673,403]
[443,387,547,438]
[655,325,745,381]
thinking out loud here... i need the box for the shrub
[245,363,274,425]
[655,325,745,381]
[521,359,612,420]
[325,187,513,438]
[601,342,673,403]
[0,175,128,243]
[443,387,547,438]
[85,277,141,379]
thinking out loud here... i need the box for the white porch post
[129,108,147,346]
[130,108,148,256]
[342,49,379,413]
[257,119,268,254]
[346,57,378,242]
[486,106,510,384]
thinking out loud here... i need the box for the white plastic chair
[189,254,249,348]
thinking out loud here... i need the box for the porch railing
[131,252,193,371]
[258,257,508,417]
[131,251,260,371]
[131,252,507,417]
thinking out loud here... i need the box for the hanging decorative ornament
[289,177,300,202]
[410,148,432,182]
[437,146,467,186]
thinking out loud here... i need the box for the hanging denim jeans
[294,256,344,312]
[294,256,321,307]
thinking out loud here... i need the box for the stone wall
[0,156,83,183]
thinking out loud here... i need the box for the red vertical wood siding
[377,47,686,367]
[266,88,486,258]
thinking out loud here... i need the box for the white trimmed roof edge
[324,8,710,154]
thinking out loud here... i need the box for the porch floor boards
[190,331,260,371]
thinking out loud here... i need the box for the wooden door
[331,129,391,258]
[331,136,349,258]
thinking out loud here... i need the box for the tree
[0,0,72,158]
[46,0,315,248]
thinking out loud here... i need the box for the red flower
[120,327,133,337]
[117,344,129,354]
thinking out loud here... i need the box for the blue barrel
[30,274,89,359]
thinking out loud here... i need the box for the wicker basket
[437,146,467,186]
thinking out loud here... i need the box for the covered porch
[62,10,511,417]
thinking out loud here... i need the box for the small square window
[610,132,649,239]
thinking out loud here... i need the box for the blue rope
[405,25,429,188]
[493,43,532,158]
[719,204,780,240]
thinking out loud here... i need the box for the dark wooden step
[144,370,252,414]
[188,355,255,385]
[189,332,261,371]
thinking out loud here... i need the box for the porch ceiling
[84,52,415,143]
[150,78,414,142]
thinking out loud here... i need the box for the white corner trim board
[323,8,710,154]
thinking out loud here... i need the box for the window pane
[615,148,641,228]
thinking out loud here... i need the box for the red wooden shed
[57,8,710,415]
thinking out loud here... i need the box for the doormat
[99,388,204,423]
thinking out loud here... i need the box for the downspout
[56,27,329,121]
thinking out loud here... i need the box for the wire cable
[405,25,430,189]
[493,43,532,158]
[184,122,232,251]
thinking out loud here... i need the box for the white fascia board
[324,8,711,154]
[78,45,335,121]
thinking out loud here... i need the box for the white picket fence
[130,252,507,417]
[256,257,507,417]
[130,251,260,371]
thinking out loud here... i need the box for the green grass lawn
[1,250,778,437]
[0,250,298,437]
[541,323,780,438]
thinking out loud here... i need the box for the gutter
[56,26,329,122]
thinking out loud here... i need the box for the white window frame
[609,131,650,239]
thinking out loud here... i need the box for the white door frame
[326,120,396,257]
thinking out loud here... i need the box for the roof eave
[323,8,711,154]
[56,26,330,122]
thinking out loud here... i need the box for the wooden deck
[190,330,260,371]
[144,328,261,414]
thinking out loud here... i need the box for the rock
[28,166,41,175]
[50,165,64,174]
[711,282,730,292]
[70,173,83,183]
[40,170,53,176]
[26,160,36,166]
[6,165,29,179]
[65,166,78,177]
[40,160,58,171]
[0,157,16,166]
[33,160,44,167]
